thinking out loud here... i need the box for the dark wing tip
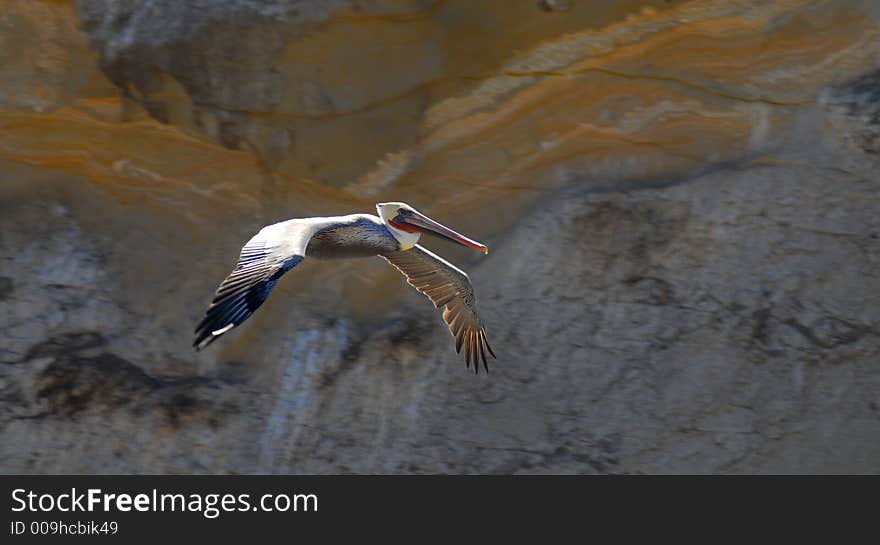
[458,329,492,375]
[193,317,236,351]
[193,330,220,351]
[472,331,480,375]
[193,228,307,351]
[455,328,465,354]
[193,325,209,351]
[456,328,497,375]
[479,331,489,373]
[483,330,496,359]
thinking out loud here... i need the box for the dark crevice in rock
[319,336,363,390]
[623,275,675,306]
[386,317,434,348]
[750,308,774,349]
[0,276,12,301]
[36,352,160,415]
[826,69,880,154]
[33,352,218,428]
[781,317,870,351]
[17,331,217,427]
[22,331,107,363]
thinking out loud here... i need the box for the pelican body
[194,203,495,372]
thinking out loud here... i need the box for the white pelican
[193,203,496,372]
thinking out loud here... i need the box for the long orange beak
[393,210,489,254]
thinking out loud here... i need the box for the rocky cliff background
[1,0,879,473]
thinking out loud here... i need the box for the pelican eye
[397,208,410,216]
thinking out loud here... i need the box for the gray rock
[1,2,879,474]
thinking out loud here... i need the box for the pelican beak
[395,210,489,254]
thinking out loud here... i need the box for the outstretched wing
[193,219,317,350]
[380,245,495,373]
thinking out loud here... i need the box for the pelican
[193,202,496,372]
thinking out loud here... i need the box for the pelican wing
[193,220,316,350]
[381,245,495,373]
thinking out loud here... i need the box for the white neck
[376,205,420,250]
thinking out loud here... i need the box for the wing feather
[193,219,317,350]
[380,245,495,373]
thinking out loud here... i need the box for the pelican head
[377,202,489,254]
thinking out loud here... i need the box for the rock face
[1,0,879,473]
